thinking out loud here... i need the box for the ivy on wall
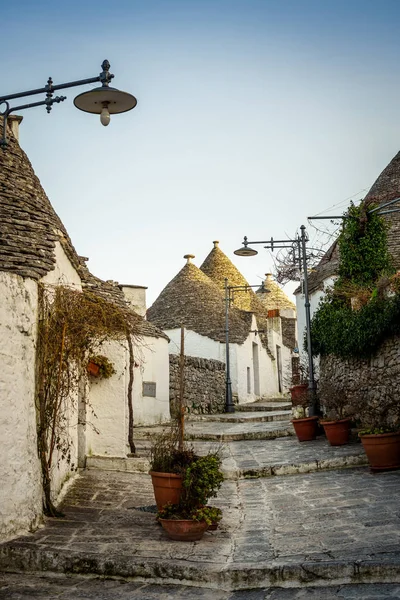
[310,202,398,359]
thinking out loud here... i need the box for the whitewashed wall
[133,336,170,426]
[233,315,281,403]
[41,241,82,290]
[166,322,286,404]
[86,335,170,457]
[40,241,83,503]
[0,272,42,541]
[166,329,225,362]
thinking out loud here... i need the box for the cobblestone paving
[131,435,367,479]
[234,468,400,563]
[1,574,400,599]
[2,467,400,589]
[134,419,294,441]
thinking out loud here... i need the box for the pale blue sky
[3,0,400,303]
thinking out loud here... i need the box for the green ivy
[337,202,393,287]
[310,202,398,358]
[310,292,400,358]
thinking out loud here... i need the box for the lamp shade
[74,86,137,115]
[234,246,258,257]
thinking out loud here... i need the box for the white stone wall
[0,272,42,541]
[133,336,170,426]
[86,340,129,457]
[234,315,280,403]
[166,329,225,362]
[166,322,287,404]
[40,242,82,503]
[41,241,82,290]
[86,335,170,457]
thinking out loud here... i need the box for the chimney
[7,115,23,143]
[120,284,148,317]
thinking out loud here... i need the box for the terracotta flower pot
[159,518,209,541]
[87,361,100,377]
[149,471,183,510]
[291,416,318,442]
[359,431,400,471]
[290,383,308,406]
[321,418,351,446]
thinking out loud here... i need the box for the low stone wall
[320,335,400,426]
[169,354,225,415]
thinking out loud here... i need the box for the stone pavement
[87,436,368,479]
[1,463,400,592]
[2,573,400,599]
[2,401,400,596]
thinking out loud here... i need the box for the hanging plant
[87,354,116,379]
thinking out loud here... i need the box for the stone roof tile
[256,273,296,310]
[147,255,252,344]
[0,117,81,279]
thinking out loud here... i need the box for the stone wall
[169,354,225,415]
[320,335,400,426]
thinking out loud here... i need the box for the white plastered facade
[1,241,170,540]
[166,313,289,404]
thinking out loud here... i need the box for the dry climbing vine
[36,284,142,516]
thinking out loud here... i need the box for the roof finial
[184,254,195,264]
[213,240,219,248]
[265,273,273,281]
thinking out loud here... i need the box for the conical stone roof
[256,274,296,310]
[147,255,252,344]
[304,151,400,294]
[362,151,400,266]
[0,117,81,280]
[200,241,267,314]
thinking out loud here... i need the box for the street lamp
[0,59,137,149]
[224,278,269,413]
[234,225,317,416]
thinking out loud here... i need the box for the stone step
[86,437,368,479]
[134,419,294,442]
[1,467,398,592]
[192,410,291,423]
[234,400,292,412]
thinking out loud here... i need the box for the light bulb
[100,105,110,127]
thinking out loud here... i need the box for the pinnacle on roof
[256,274,296,311]
[147,255,252,344]
[200,241,267,314]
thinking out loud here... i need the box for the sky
[3,0,400,305]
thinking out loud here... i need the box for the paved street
[2,573,400,599]
[1,407,400,596]
[1,462,400,590]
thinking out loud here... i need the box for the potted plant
[291,404,319,442]
[318,380,352,446]
[149,428,197,510]
[355,386,400,471]
[157,450,224,541]
[288,358,309,405]
[87,354,116,379]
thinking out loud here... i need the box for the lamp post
[0,59,137,149]
[224,277,268,413]
[234,226,317,416]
